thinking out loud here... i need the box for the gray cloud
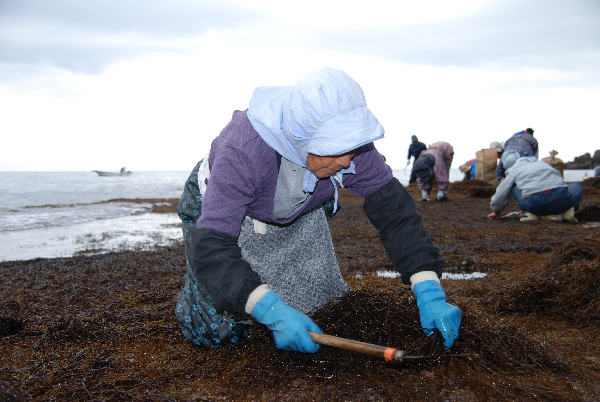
[313,0,600,74]
[1,0,598,84]
[0,0,261,74]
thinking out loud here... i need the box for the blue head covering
[247,68,384,210]
[502,150,520,170]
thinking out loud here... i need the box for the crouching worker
[459,159,475,180]
[175,68,461,353]
[487,157,583,222]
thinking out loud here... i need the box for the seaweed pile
[581,176,600,191]
[490,235,600,327]
[1,181,599,401]
[449,179,496,198]
[575,204,600,222]
[575,178,600,222]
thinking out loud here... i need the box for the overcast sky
[1,0,599,172]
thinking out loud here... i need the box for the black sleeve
[188,228,263,317]
[363,177,443,285]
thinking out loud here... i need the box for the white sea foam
[0,171,188,261]
[0,213,182,261]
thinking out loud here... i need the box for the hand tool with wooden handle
[309,331,407,362]
[309,331,471,362]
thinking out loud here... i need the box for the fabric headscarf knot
[301,163,356,213]
[247,67,384,213]
[302,164,356,193]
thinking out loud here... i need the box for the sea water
[0,169,590,262]
[0,171,190,261]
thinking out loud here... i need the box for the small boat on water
[93,167,133,177]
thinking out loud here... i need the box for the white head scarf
[247,67,384,193]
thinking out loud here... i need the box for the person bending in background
[413,143,453,201]
[459,159,475,180]
[175,67,461,354]
[490,141,505,160]
[496,128,538,182]
[407,135,427,183]
[428,141,454,178]
[487,157,582,222]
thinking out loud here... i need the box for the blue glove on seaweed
[251,290,322,353]
[413,280,461,349]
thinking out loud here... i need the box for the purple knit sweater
[197,110,393,237]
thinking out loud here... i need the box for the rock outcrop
[564,150,600,169]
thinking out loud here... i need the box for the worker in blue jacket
[407,135,427,183]
[496,129,537,182]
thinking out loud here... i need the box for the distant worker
[489,141,505,159]
[487,157,582,223]
[496,128,538,182]
[428,141,454,177]
[407,135,427,183]
[459,159,475,180]
[413,142,453,201]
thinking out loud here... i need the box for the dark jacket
[408,142,427,160]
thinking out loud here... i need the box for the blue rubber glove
[437,190,446,200]
[413,280,461,349]
[251,290,322,353]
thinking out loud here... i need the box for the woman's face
[306,151,356,178]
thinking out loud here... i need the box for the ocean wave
[0,199,176,232]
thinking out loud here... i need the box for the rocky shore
[563,150,600,170]
[1,178,599,401]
